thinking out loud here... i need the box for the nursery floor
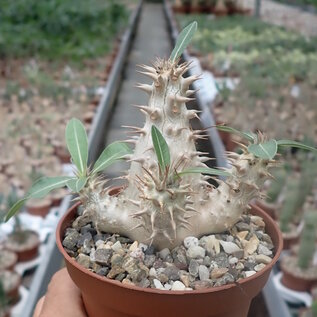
[245,0,317,36]
[104,2,172,182]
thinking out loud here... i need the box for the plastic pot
[56,202,282,317]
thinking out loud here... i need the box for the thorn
[132,104,151,114]
[182,75,200,90]
[122,125,146,135]
[135,83,153,95]
[127,199,141,207]
[185,206,197,212]
[186,89,199,96]
[175,95,194,104]
[137,64,156,74]
[122,139,136,144]
[137,70,158,81]
[187,110,200,120]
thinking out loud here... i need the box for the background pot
[255,200,277,220]
[56,202,282,317]
[281,255,317,292]
[5,230,40,262]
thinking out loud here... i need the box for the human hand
[33,268,87,317]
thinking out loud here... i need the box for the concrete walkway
[104,2,172,180]
[245,0,317,36]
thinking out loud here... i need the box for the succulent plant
[298,210,317,270]
[279,155,317,232]
[279,177,301,233]
[0,280,8,315]
[266,167,287,204]
[5,23,317,251]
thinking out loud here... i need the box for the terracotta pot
[54,146,71,164]
[281,256,317,292]
[50,188,68,207]
[255,200,277,220]
[5,230,40,262]
[215,121,236,152]
[26,198,52,217]
[282,235,300,250]
[56,199,282,317]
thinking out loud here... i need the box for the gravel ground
[244,0,317,36]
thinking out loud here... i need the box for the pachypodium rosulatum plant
[5,22,317,250]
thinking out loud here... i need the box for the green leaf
[170,21,197,63]
[66,177,87,192]
[277,140,317,153]
[4,198,27,222]
[27,176,72,199]
[177,167,230,177]
[66,118,88,176]
[216,125,255,142]
[248,140,278,160]
[151,125,171,172]
[92,142,132,174]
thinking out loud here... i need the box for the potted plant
[281,210,317,292]
[25,167,52,217]
[0,271,20,306]
[5,22,317,317]
[278,156,316,249]
[0,281,10,317]
[256,166,287,220]
[4,188,40,262]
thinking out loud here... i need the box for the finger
[40,268,87,317]
[33,296,45,317]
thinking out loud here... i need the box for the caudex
[6,22,317,250]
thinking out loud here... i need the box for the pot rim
[56,201,282,295]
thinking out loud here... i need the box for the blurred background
[0,0,316,316]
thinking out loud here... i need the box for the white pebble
[229,257,238,265]
[149,267,157,277]
[186,246,205,259]
[245,271,256,277]
[111,241,122,252]
[219,241,242,254]
[153,279,164,289]
[171,281,186,291]
[184,236,199,249]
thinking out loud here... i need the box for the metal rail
[23,2,143,316]
[163,2,291,317]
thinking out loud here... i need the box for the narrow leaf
[92,142,132,174]
[248,140,278,160]
[216,125,255,142]
[177,167,230,177]
[27,176,72,199]
[170,21,197,62]
[151,125,170,171]
[4,198,27,222]
[67,177,87,193]
[277,140,317,153]
[66,118,88,176]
